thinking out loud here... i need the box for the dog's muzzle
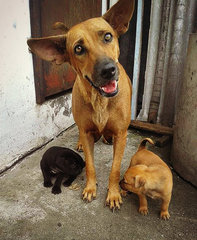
[85,57,119,98]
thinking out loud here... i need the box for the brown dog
[120,138,173,219]
[27,0,135,210]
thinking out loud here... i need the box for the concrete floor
[0,125,197,240]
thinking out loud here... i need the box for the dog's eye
[74,45,85,55]
[104,33,113,43]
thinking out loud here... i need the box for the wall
[0,0,74,172]
[171,34,197,187]
[136,0,197,125]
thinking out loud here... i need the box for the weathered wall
[0,0,74,172]
[162,0,192,126]
[137,0,163,122]
[171,34,197,187]
[137,0,197,126]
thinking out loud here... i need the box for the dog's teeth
[101,80,117,93]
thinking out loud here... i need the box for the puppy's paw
[139,206,148,216]
[160,211,170,220]
[120,189,127,197]
[44,181,53,188]
[63,180,72,187]
[102,136,113,145]
[106,189,123,211]
[52,186,62,194]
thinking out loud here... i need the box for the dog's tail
[138,138,154,151]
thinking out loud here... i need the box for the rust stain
[63,67,76,83]
[45,73,60,89]
[44,63,76,96]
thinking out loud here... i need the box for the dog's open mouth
[99,80,118,97]
[85,75,118,98]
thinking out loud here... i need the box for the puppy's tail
[138,138,154,151]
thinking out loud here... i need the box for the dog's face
[56,156,85,176]
[27,0,135,98]
[67,18,120,97]
[120,165,147,193]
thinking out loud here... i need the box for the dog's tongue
[101,80,117,93]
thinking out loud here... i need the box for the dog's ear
[27,35,68,64]
[52,22,69,33]
[134,175,146,188]
[103,0,135,36]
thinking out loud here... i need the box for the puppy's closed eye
[123,178,128,184]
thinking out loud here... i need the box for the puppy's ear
[103,0,135,36]
[134,175,146,188]
[27,35,68,64]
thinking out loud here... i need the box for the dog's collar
[85,75,119,98]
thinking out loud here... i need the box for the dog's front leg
[81,131,97,202]
[106,131,127,210]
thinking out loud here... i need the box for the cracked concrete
[0,125,197,240]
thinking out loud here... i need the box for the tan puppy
[120,138,173,219]
[27,0,135,210]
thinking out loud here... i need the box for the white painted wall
[0,0,74,172]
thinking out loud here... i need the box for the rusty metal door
[29,0,102,103]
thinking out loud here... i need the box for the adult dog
[27,0,135,210]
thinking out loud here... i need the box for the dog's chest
[91,94,109,132]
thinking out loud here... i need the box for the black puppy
[40,146,85,194]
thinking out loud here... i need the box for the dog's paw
[160,211,170,220]
[82,185,97,202]
[52,186,62,194]
[106,190,123,211]
[139,207,148,216]
[44,181,53,188]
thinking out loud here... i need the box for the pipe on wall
[157,0,176,123]
[102,0,108,15]
[109,0,118,8]
[131,0,144,120]
[148,0,171,124]
[161,0,190,126]
[137,0,163,122]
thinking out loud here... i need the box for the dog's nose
[101,62,116,79]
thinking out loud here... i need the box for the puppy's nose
[101,63,116,79]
